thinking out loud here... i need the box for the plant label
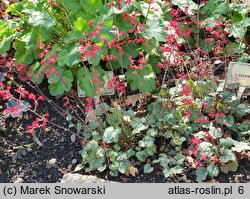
[226,62,250,87]
[226,62,250,99]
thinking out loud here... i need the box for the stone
[61,174,112,183]
[70,134,76,143]
[48,158,57,166]
[72,159,77,164]
[11,153,18,163]
[14,177,24,183]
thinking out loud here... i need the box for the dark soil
[1,126,250,183]
[0,80,250,183]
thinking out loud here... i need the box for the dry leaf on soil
[125,165,138,177]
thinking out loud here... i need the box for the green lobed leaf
[48,70,73,96]
[103,127,122,144]
[172,0,198,15]
[146,128,158,137]
[28,11,55,28]
[143,163,154,174]
[118,160,130,174]
[62,0,85,15]
[74,17,89,32]
[77,66,104,98]
[219,149,236,163]
[219,137,234,148]
[131,117,149,134]
[155,154,170,167]
[109,43,138,69]
[14,38,34,65]
[174,154,185,165]
[141,20,168,42]
[66,114,73,121]
[162,168,171,178]
[135,150,148,162]
[0,36,12,55]
[234,104,250,117]
[138,136,155,148]
[207,162,219,178]
[116,14,133,32]
[231,141,250,153]
[196,167,208,182]
[209,124,222,139]
[227,161,239,172]
[106,108,123,127]
[126,66,156,93]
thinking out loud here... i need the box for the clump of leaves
[76,79,250,181]
[1,0,250,97]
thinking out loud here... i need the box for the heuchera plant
[0,0,250,182]
[1,0,250,96]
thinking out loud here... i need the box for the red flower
[27,126,34,135]
[205,26,213,32]
[193,161,202,168]
[212,155,220,163]
[184,111,190,117]
[48,0,57,6]
[201,153,209,160]
[170,9,178,17]
[38,95,45,101]
[88,20,93,26]
[191,137,202,145]
[28,93,36,100]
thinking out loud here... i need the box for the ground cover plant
[0,0,250,182]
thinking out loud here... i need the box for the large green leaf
[77,67,96,98]
[62,0,85,14]
[138,136,155,148]
[219,149,236,163]
[209,124,222,139]
[196,167,208,182]
[14,38,34,65]
[28,11,55,28]
[131,117,149,134]
[207,162,219,178]
[118,159,130,174]
[126,65,156,93]
[109,43,138,68]
[106,108,123,127]
[219,137,234,148]
[87,47,104,66]
[57,45,81,67]
[234,104,250,117]
[74,17,89,32]
[77,66,105,98]
[172,0,198,15]
[226,18,250,39]
[116,14,133,32]
[143,163,154,173]
[141,20,168,42]
[62,0,102,18]
[232,141,250,153]
[0,36,12,55]
[103,127,122,144]
[48,70,73,96]
[84,0,103,12]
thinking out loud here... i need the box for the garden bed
[1,0,250,183]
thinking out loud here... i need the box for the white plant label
[226,62,250,87]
